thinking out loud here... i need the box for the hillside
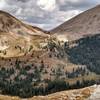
[0,85,99,100]
[0,10,49,57]
[51,5,100,40]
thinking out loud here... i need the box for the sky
[0,0,100,30]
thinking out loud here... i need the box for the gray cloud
[0,0,100,30]
[58,0,99,11]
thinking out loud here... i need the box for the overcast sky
[0,0,100,30]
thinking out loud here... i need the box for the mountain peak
[51,5,100,40]
[0,10,48,36]
[0,10,10,14]
[0,10,21,33]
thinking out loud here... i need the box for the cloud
[58,0,100,11]
[0,0,99,30]
[37,0,57,11]
[0,0,6,9]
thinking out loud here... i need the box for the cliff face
[0,85,99,100]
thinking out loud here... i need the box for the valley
[0,5,100,99]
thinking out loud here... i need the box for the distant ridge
[51,5,100,40]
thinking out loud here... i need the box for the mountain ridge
[51,5,100,40]
[0,10,50,57]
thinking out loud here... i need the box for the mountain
[51,5,100,40]
[0,10,99,98]
[0,10,49,57]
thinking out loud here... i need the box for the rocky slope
[51,5,100,41]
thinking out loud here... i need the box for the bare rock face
[88,85,100,100]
